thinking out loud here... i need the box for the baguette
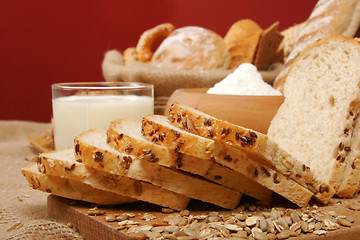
[22,163,137,205]
[268,36,360,198]
[75,129,242,209]
[37,148,190,210]
[107,118,273,204]
[167,103,335,204]
[273,0,360,91]
[141,115,313,207]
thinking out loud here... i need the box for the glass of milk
[52,82,154,149]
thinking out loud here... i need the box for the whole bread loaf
[268,36,360,198]
[150,26,231,70]
[273,0,360,91]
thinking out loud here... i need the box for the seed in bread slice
[22,163,137,205]
[167,102,335,204]
[268,36,360,198]
[38,148,190,210]
[75,129,242,209]
[107,118,273,204]
[141,115,313,207]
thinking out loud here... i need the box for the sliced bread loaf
[38,148,190,210]
[141,115,313,207]
[268,36,360,198]
[75,129,242,209]
[167,102,335,204]
[22,163,137,205]
[107,118,273,204]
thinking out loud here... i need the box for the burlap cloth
[0,121,82,240]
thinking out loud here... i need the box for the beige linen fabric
[0,121,82,240]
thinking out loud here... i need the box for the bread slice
[22,163,137,205]
[268,36,360,198]
[107,118,273,204]
[141,115,313,207]
[75,129,242,209]
[167,102,335,204]
[37,148,190,210]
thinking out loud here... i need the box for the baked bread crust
[75,130,242,209]
[107,118,273,204]
[38,148,190,210]
[168,103,335,204]
[268,36,360,198]
[150,26,231,70]
[136,23,176,62]
[224,19,263,69]
[253,22,284,71]
[22,163,137,205]
[142,115,313,207]
[273,0,360,91]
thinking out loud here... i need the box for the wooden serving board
[48,194,360,240]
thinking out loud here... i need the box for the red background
[1,0,318,123]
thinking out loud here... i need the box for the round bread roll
[150,26,231,70]
[224,19,263,69]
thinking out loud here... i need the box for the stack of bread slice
[23,101,334,209]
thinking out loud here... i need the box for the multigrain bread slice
[22,163,137,205]
[167,103,335,204]
[141,115,313,207]
[37,148,190,210]
[107,118,273,204]
[75,129,242,209]
[268,36,360,198]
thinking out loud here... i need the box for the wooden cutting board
[48,194,360,240]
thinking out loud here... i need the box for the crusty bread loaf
[38,148,190,210]
[273,0,360,91]
[107,118,273,204]
[75,129,242,209]
[224,19,263,69]
[150,26,231,70]
[168,103,335,204]
[22,163,137,205]
[141,115,313,207]
[268,36,360,198]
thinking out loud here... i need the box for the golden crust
[135,23,176,62]
[224,19,263,69]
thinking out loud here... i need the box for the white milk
[52,95,154,149]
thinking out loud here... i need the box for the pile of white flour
[207,63,282,95]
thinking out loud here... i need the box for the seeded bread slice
[141,115,313,207]
[75,129,242,209]
[38,148,190,210]
[107,118,273,204]
[268,36,360,198]
[22,163,137,205]
[168,103,335,204]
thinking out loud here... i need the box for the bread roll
[150,26,231,70]
[224,19,263,69]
